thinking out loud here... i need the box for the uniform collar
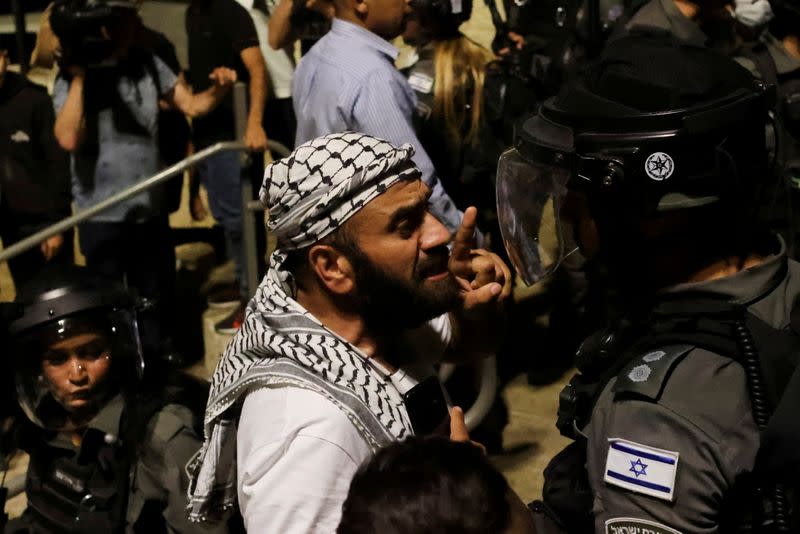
[662,235,787,306]
[48,394,125,450]
[331,18,399,62]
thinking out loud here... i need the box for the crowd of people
[0,0,799,532]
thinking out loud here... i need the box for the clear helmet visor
[13,308,144,430]
[496,147,574,286]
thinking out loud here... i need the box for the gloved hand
[734,0,774,28]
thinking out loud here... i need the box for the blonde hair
[432,35,490,148]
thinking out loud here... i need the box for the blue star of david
[629,458,648,478]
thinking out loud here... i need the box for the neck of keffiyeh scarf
[186,251,415,522]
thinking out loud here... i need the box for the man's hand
[40,234,64,261]
[449,207,512,310]
[208,67,237,88]
[449,406,486,454]
[245,120,268,152]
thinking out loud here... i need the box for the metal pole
[233,82,260,298]
[11,0,28,74]
[0,141,246,264]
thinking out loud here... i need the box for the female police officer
[6,265,226,533]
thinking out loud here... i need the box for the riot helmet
[496,33,772,285]
[8,265,144,430]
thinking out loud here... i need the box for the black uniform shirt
[185,0,259,147]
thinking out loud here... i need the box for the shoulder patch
[606,517,682,534]
[408,71,434,94]
[612,344,693,400]
[604,438,679,502]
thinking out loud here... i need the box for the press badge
[408,72,434,94]
[604,438,679,502]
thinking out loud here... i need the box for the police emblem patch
[645,152,674,181]
[628,364,651,382]
[604,438,679,501]
[605,518,682,534]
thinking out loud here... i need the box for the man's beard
[348,245,462,332]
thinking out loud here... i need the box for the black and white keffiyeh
[187,133,419,521]
[264,132,421,250]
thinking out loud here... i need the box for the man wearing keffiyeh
[187,132,511,533]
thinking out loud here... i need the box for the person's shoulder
[240,387,369,452]
[609,345,751,442]
[144,403,198,448]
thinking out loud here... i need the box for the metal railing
[0,83,290,298]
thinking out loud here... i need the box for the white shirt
[234,0,296,99]
[236,314,453,533]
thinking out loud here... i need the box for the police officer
[496,32,798,532]
[736,0,800,258]
[5,265,227,533]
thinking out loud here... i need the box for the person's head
[402,0,472,47]
[262,133,461,333]
[9,264,144,429]
[497,33,770,296]
[333,0,411,40]
[337,437,535,534]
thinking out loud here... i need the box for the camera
[50,0,138,68]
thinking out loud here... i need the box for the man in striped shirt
[291,0,464,235]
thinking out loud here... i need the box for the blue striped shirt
[292,18,461,233]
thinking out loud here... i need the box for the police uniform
[494,31,798,533]
[583,238,799,533]
[10,395,224,533]
[6,265,228,534]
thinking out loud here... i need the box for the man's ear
[308,245,356,295]
[353,0,369,18]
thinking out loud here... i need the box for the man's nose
[419,212,451,250]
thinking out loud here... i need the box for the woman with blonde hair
[403,0,493,211]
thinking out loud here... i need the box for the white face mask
[734,0,774,28]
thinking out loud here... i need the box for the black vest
[23,427,131,533]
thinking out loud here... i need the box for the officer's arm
[137,405,228,533]
[584,349,759,533]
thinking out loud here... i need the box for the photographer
[50,0,236,363]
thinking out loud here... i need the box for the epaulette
[612,344,694,401]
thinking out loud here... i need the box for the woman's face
[41,332,113,415]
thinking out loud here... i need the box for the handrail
[0,141,247,264]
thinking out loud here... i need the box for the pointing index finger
[451,207,478,262]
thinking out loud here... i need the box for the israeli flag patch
[604,438,679,502]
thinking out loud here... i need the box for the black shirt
[186,0,260,146]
